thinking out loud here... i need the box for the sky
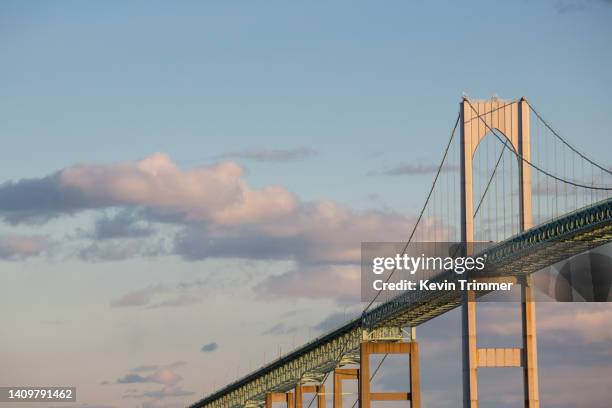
[0,1,612,408]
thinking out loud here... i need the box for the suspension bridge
[189,97,612,408]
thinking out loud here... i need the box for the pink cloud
[0,233,50,260]
[147,369,182,386]
[115,367,182,386]
[58,153,297,224]
[0,154,456,301]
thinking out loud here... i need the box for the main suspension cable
[362,112,460,313]
[464,99,612,191]
[526,101,612,176]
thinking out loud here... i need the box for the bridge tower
[459,97,540,408]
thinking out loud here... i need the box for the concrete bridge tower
[459,97,540,408]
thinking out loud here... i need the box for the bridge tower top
[459,96,533,243]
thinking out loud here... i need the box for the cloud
[116,368,182,385]
[536,303,612,344]
[0,154,440,301]
[256,264,360,302]
[125,385,195,400]
[0,233,50,260]
[200,342,218,352]
[474,302,612,345]
[78,238,167,262]
[128,361,186,373]
[0,153,297,225]
[540,364,612,408]
[173,201,419,265]
[0,172,91,224]
[146,293,201,309]
[88,211,156,240]
[111,277,248,309]
[74,210,164,262]
[111,284,205,309]
[111,284,167,307]
[173,226,304,262]
[117,363,193,407]
[116,374,149,384]
[0,156,421,266]
[221,147,317,162]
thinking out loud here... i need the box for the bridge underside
[189,198,612,408]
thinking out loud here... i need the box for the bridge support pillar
[359,341,420,408]
[461,280,540,408]
[294,385,325,408]
[462,291,478,408]
[295,385,302,408]
[333,368,358,408]
[521,276,540,408]
[266,392,294,408]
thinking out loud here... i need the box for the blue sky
[2,0,612,210]
[1,1,612,408]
